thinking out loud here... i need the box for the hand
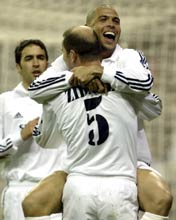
[86,78,108,94]
[21,117,39,140]
[69,64,103,87]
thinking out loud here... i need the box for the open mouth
[32,71,41,77]
[103,32,116,40]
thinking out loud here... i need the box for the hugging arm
[28,50,153,104]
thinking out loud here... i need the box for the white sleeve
[0,96,23,157]
[137,119,152,165]
[123,92,162,121]
[102,50,153,94]
[32,103,53,147]
[33,103,63,149]
[0,137,18,157]
[28,55,73,104]
[136,93,162,121]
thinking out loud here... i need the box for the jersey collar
[102,44,123,63]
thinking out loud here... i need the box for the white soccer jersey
[29,45,162,165]
[34,87,138,182]
[0,83,66,182]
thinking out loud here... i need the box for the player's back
[50,86,138,182]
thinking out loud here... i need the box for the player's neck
[22,81,30,90]
[100,49,114,59]
[81,59,101,66]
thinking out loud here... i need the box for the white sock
[141,212,169,220]
[25,213,62,220]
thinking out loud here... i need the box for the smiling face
[16,44,48,89]
[86,6,121,58]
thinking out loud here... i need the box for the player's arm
[0,96,18,157]
[32,106,50,148]
[29,50,153,104]
[101,50,153,94]
[123,92,162,121]
[0,122,38,158]
[136,93,162,120]
[29,57,105,104]
[32,103,59,148]
[106,49,161,121]
[0,133,17,158]
[0,95,39,158]
[69,50,153,94]
[28,55,73,104]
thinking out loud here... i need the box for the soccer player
[31,24,159,220]
[25,5,172,220]
[0,39,66,220]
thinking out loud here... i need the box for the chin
[103,43,116,51]
[103,40,116,48]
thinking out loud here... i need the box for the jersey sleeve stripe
[28,75,66,91]
[115,72,153,91]
[0,138,13,153]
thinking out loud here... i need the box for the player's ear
[16,63,22,74]
[69,49,77,64]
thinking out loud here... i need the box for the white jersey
[29,45,162,165]
[0,83,66,182]
[34,87,138,182]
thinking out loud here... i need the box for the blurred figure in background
[0,39,66,220]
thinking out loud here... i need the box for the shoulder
[0,91,13,110]
[121,48,141,59]
[121,48,148,60]
[0,87,20,107]
[0,83,22,101]
[0,90,13,100]
[120,48,149,67]
[51,55,67,71]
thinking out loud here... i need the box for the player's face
[88,7,121,57]
[16,44,48,88]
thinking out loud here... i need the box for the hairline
[86,4,116,25]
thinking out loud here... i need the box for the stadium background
[0,0,175,219]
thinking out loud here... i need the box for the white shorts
[25,213,62,220]
[1,181,37,220]
[62,175,138,220]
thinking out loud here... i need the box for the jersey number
[84,96,109,146]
